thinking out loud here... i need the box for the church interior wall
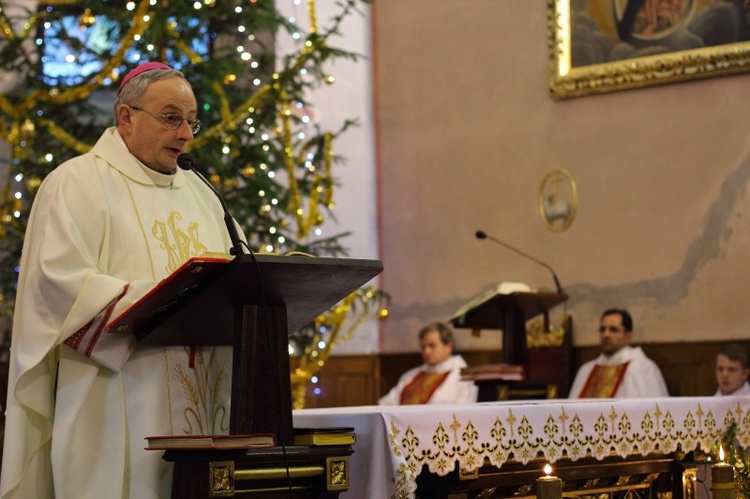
[373,0,750,354]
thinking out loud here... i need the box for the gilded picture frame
[547,0,750,99]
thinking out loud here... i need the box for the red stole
[400,371,451,405]
[578,362,630,398]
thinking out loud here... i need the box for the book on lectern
[102,253,233,336]
[451,282,532,324]
[145,433,276,450]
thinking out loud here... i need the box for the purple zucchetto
[118,62,172,93]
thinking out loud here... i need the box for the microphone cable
[177,153,294,497]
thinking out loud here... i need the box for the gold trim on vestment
[578,362,630,398]
[400,371,450,405]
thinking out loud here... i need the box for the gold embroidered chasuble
[577,362,630,398]
[1,128,241,499]
[400,372,451,405]
[379,355,478,406]
[569,345,669,399]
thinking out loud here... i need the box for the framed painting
[547,0,750,99]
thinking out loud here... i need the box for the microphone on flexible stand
[475,230,564,294]
[177,153,245,256]
[177,154,292,479]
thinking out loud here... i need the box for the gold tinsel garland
[307,0,319,34]
[0,9,38,43]
[40,118,93,155]
[34,0,153,106]
[210,81,233,123]
[290,286,383,410]
[189,35,325,147]
[280,95,308,237]
[167,24,205,65]
[279,91,334,238]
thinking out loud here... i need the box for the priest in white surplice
[569,308,669,399]
[379,322,478,405]
[0,63,245,498]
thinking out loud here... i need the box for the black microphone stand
[475,230,564,294]
[177,153,244,256]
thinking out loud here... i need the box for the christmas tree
[0,0,385,406]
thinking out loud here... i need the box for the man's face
[420,330,453,366]
[716,354,749,395]
[598,313,632,356]
[118,77,198,174]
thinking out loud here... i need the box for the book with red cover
[103,253,232,337]
[145,433,276,450]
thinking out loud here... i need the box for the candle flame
[719,445,725,462]
[544,463,553,475]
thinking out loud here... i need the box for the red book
[145,433,276,450]
[461,363,525,381]
[103,254,232,337]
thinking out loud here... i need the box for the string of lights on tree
[0,0,387,406]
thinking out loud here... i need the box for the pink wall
[373,0,750,352]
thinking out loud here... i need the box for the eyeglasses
[129,106,202,135]
[599,326,625,333]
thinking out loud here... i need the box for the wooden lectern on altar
[450,288,569,400]
[122,253,383,497]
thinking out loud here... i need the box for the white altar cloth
[294,396,750,498]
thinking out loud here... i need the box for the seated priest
[569,308,669,398]
[714,343,750,396]
[379,322,478,405]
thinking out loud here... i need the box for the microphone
[475,230,564,294]
[177,153,244,256]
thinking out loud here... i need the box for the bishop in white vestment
[1,65,244,499]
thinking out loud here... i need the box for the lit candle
[711,446,734,499]
[536,463,562,499]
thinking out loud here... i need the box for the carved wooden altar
[416,454,697,499]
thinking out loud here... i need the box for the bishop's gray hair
[113,68,187,125]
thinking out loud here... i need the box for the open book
[451,282,532,323]
[145,433,276,451]
[103,253,233,337]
